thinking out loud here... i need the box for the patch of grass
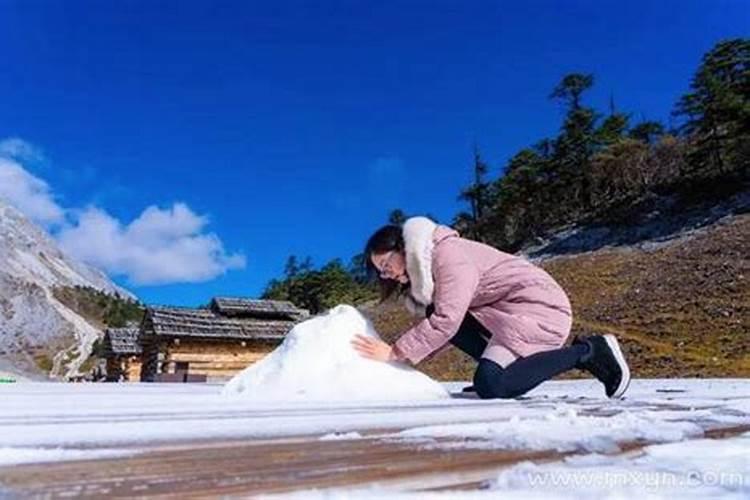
[33,354,53,373]
[78,354,98,374]
[542,214,750,377]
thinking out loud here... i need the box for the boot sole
[604,334,631,398]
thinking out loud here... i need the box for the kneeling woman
[352,216,630,399]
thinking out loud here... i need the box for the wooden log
[126,361,142,383]
[189,368,245,377]
[165,352,268,363]
[165,341,277,355]
[182,364,252,372]
[173,359,259,369]
[166,349,269,358]
[139,340,162,382]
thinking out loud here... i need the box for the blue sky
[0,1,747,306]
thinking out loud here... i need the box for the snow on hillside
[0,199,135,379]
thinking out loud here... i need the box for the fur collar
[402,216,437,312]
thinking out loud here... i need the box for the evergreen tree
[629,121,665,145]
[595,112,630,147]
[284,256,300,278]
[551,73,599,212]
[348,253,369,284]
[388,209,407,225]
[532,138,555,159]
[262,258,376,314]
[673,38,750,176]
[457,146,491,240]
[299,256,314,274]
[550,73,594,110]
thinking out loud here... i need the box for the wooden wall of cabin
[105,357,123,381]
[125,357,142,382]
[139,335,161,382]
[106,356,143,382]
[162,338,278,381]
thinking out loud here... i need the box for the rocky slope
[0,199,135,379]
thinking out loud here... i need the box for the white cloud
[0,137,46,163]
[58,204,246,286]
[0,157,65,225]
[1,137,246,286]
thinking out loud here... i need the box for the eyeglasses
[373,251,398,279]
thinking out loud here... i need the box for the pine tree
[551,73,599,212]
[550,73,594,111]
[388,209,407,225]
[457,146,491,240]
[595,112,630,147]
[629,121,665,145]
[348,253,369,284]
[284,256,300,278]
[673,38,750,176]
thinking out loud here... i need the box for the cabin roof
[209,297,309,320]
[102,327,142,356]
[142,298,307,341]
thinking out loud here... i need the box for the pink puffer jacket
[392,217,573,367]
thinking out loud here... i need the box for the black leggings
[447,311,589,399]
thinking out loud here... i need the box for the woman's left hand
[351,335,395,362]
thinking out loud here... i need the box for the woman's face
[371,250,408,284]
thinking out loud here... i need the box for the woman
[351,216,630,399]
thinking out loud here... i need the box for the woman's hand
[351,335,396,362]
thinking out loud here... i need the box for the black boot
[573,335,631,398]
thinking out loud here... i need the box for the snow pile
[222,305,449,402]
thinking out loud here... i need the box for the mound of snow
[222,305,449,402]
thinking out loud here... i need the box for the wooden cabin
[101,327,143,382]
[139,297,309,383]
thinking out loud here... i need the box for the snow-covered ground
[1,379,748,498]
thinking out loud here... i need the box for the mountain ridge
[0,199,136,379]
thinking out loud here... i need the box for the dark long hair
[364,224,409,302]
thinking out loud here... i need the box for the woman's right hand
[351,335,397,362]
